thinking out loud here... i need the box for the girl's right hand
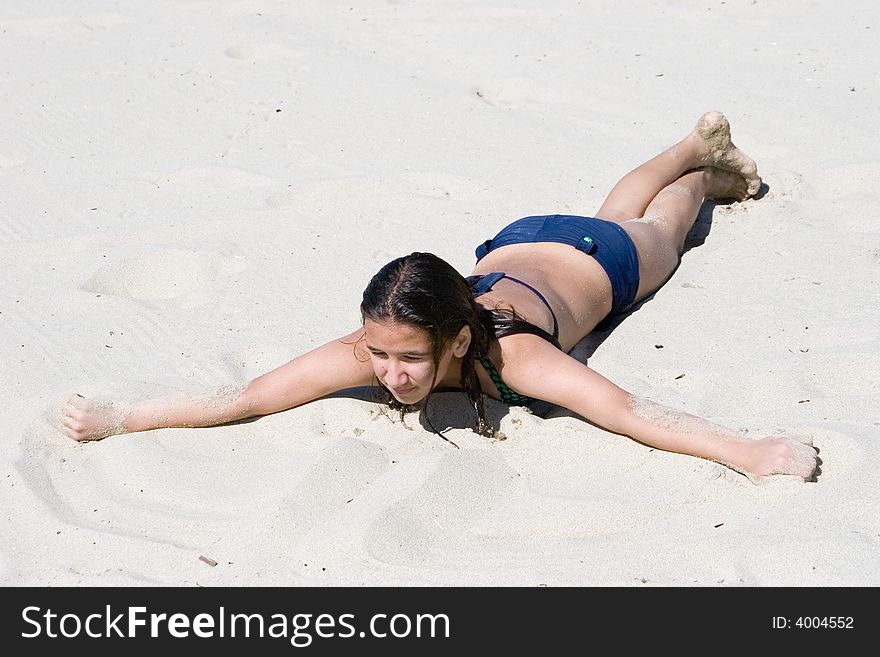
[61,394,125,442]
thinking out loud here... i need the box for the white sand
[2,0,878,586]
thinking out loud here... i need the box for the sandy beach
[1,0,878,587]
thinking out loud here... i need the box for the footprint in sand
[82,249,222,301]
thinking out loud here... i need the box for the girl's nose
[384,360,408,386]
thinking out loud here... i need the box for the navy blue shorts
[475,214,641,317]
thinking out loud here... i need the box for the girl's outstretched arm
[500,337,818,482]
[62,329,375,442]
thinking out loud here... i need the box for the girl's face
[363,319,468,404]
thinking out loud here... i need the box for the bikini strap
[466,272,505,296]
[466,272,559,340]
[500,274,559,340]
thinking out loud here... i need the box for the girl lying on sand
[62,112,818,483]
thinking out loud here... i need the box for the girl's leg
[594,112,760,223]
[620,166,749,301]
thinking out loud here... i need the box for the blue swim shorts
[474,214,640,317]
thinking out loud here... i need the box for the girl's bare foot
[704,166,751,202]
[691,111,761,196]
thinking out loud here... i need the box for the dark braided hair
[360,252,494,442]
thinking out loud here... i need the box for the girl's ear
[452,325,471,358]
